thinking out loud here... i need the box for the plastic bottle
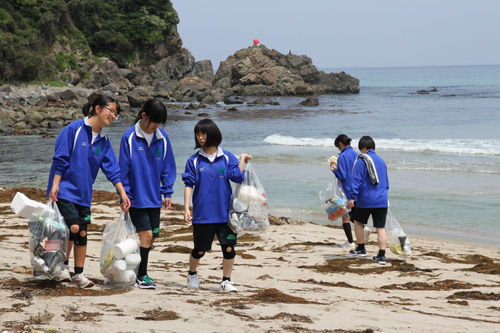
[31,256,49,273]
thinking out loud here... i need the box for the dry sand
[0,188,499,333]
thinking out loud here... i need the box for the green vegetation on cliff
[0,0,179,83]
[68,0,179,67]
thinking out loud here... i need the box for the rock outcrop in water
[214,45,360,96]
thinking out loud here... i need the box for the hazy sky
[171,0,500,71]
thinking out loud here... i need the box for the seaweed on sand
[135,307,181,321]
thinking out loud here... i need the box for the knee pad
[67,219,80,242]
[191,248,205,259]
[221,244,235,260]
[74,224,88,246]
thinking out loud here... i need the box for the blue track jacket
[46,117,121,207]
[119,121,176,208]
[350,149,389,208]
[333,146,358,200]
[182,147,245,224]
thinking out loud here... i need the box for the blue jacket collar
[341,146,353,153]
[134,120,164,140]
[198,147,225,159]
[84,116,108,139]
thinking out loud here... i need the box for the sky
[171,0,500,71]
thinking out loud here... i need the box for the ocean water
[1,65,499,245]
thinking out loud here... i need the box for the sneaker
[373,255,386,265]
[220,280,237,293]
[72,273,94,288]
[55,265,71,283]
[187,274,200,289]
[349,247,367,257]
[136,275,156,289]
[364,227,371,243]
[340,241,356,249]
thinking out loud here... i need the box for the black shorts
[129,207,161,238]
[354,207,388,228]
[56,199,91,227]
[193,223,237,251]
[348,206,357,222]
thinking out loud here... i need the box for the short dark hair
[334,134,352,148]
[194,119,222,149]
[134,99,167,124]
[82,94,120,117]
[358,136,376,150]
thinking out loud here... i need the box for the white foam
[263,135,500,157]
[376,138,499,156]
[263,134,334,148]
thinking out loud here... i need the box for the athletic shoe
[220,280,237,292]
[373,255,386,265]
[136,275,156,289]
[340,241,355,249]
[364,227,371,243]
[72,273,94,288]
[349,247,367,257]
[187,274,200,289]
[55,265,71,283]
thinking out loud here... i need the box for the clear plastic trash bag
[229,162,270,236]
[385,207,411,256]
[319,175,350,222]
[28,201,69,278]
[100,212,140,285]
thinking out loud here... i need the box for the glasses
[104,107,118,117]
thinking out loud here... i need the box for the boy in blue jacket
[48,95,131,288]
[119,99,176,289]
[348,136,389,265]
[182,119,251,292]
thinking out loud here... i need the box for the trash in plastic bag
[229,162,270,236]
[100,212,140,285]
[319,175,350,222]
[27,201,69,278]
[11,192,56,220]
[385,207,411,256]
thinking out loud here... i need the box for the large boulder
[127,88,152,107]
[81,59,133,91]
[189,60,214,82]
[214,45,359,96]
[132,48,196,86]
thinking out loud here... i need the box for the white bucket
[112,238,138,259]
[233,198,249,212]
[104,259,127,277]
[237,185,267,203]
[113,270,136,284]
[125,253,141,270]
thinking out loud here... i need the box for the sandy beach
[0,187,499,333]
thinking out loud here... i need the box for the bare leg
[64,241,74,262]
[74,245,86,268]
[222,258,234,278]
[376,227,387,250]
[189,253,201,272]
[138,230,153,248]
[354,221,364,244]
